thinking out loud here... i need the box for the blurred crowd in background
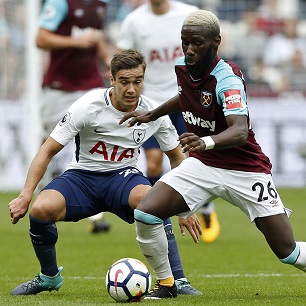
[105,0,306,98]
[1,0,306,101]
[1,0,306,190]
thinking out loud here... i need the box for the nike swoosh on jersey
[94,128,108,133]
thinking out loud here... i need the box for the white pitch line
[2,273,305,281]
[197,273,306,278]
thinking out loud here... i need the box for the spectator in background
[116,0,221,245]
[2,1,25,100]
[257,0,298,20]
[36,0,112,233]
[246,57,287,96]
[217,0,259,22]
[0,0,9,99]
[263,18,306,68]
[233,9,267,72]
[280,48,306,96]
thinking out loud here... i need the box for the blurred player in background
[116,0,220,243]
[9,49,201,296]
[36,0,112,233]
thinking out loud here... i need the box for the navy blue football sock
[29,215,59,276]
[164,218,185,280]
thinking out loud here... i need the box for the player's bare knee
[130,185,151,208]
[31,200,56,221]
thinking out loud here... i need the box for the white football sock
[293,242,306,272]
[135,220,172,280]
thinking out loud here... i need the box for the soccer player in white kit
[116,0,221,244]
[8,49,201,296]
[37,0,112,233]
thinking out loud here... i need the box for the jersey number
[252,181,277,202]
[119,168,139,178]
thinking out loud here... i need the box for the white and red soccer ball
[106,258,152,302]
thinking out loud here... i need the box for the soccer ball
[105,257,152,302]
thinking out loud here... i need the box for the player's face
[110,65,145,112]
[181,25,220,77]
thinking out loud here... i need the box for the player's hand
[8,194,31,224]
[76,30,101,49]
[179,133,206,153]
[178,214,202,243]
[119,111,152,127]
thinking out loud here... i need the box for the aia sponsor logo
[224,89,243,110]
[201,91,212,108]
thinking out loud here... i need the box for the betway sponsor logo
[182,111,216,131]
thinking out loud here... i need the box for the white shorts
[159,157,291,222]
[40,88,89,139]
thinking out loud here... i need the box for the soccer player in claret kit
[121,10,306,299]
[8,49,200,296]
[117,0,221,244]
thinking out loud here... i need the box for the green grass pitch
[1,189,306,305]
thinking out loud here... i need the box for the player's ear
[214,35,221,47]
[110,75,114,85]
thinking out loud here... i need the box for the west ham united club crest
[201,91,212,108]
[133,129,146,144]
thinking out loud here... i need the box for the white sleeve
[50,98,89,146]
[154,116,179,152]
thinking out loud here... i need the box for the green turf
[1,189,306,305]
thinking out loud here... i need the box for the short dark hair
[111,49,146,78]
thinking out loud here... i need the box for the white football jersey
[116,1,198,102]
[50,88,179,172]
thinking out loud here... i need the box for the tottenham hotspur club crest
[133,129,146,144]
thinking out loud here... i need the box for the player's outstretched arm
[119,94,181,127]
[8,137,63,224]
